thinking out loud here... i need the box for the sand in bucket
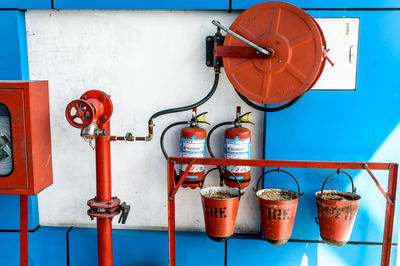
[316,189,361,246]
[257,188,300,245]
[200,186,240,242]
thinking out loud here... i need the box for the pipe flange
[87,197,121,220]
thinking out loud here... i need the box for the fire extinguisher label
[225,136,250,173]
[180,136,205,172]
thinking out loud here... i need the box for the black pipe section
[139,72,219,141]
[66,226,73,266]
[224,240,228,266]
[0,224,40,233]
[231,232,398,245]
[235,89,305,112]
[149,73,220,124]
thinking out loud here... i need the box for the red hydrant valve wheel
[65,99,95,128]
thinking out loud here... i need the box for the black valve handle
[118,202,131,224]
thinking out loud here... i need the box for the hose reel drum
[210,1,332,105]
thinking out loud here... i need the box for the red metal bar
[169,159,196,200]
[215,46,267,58]
[364,164,393,205]
[170,157,391,170]
[167,157,398,266]
[168,159,176,266]
[96,120,113,266]
[20,195,29,266]
[381,163,398,266]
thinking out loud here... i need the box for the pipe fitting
[81,123,108,140]
[134,121,154,141]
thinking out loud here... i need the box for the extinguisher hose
[224,169,243,199]
[146,73,220,140]
[206,121,234,186]
[160,121,188,160]
[206,121,234,159]
[235,89,306,112]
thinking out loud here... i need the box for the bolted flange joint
[87,197,131,224]
[87,197,122,220]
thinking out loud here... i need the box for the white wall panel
[312,18,359,90]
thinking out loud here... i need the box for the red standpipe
[66,90,130,266]
[96,120,113,265]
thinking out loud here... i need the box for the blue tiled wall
[0,0,50,9]
[0,227,67,266]
[0,10,38,230]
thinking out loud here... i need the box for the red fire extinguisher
[179,110,209,189]
[224,107,253,189]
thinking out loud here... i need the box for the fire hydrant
[65,90,130,266]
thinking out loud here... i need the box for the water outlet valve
[118,202,131,224]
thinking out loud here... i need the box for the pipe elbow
[145,133,153,142]
[146,121,154,141]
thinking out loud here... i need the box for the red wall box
[0,81,53,195]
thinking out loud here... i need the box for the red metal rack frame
[167,157,399,266]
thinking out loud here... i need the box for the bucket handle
[201,168,242,200]
[253,168,303,196]
[319,170,356,201]
[224,168,243,200]
[200,167,219,188]
[202,167,242,200]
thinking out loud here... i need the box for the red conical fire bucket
[200,186,240,242]
[315,170,361,246]
[256,169,302,245]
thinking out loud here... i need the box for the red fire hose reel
[207,1,334,105]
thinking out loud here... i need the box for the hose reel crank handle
[212,20,271,56]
